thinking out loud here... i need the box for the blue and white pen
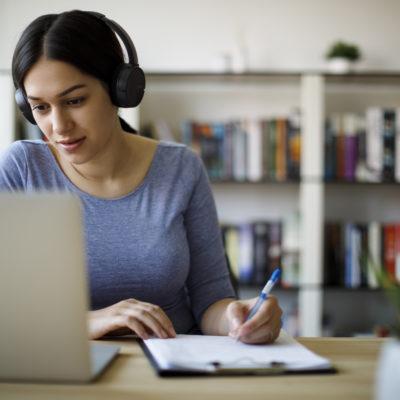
[246,268,281,321]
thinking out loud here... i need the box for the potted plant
[325,40,361,73]
[369,260,400,400]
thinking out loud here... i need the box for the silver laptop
[0,192,119,383]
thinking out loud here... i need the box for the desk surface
[0,337,384,400]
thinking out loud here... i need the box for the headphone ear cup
[15,88,36,125]
[110,64,145,108]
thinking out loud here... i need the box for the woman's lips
[58,137,86,152]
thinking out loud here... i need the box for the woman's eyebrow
[27,84,87,100]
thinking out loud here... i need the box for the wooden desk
[0,337,384,400]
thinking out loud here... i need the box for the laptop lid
[0,192,95,382]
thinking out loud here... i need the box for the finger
[124,307,171,339]
[123,316,151,340]
[239,317,282,344]
[120,301,176,337]
[106,314,148,339]
[141,303,176,337]
[237,296,281,337]
[227,300,254,331]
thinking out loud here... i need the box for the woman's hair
[12,10,136,133]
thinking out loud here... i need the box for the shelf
[325,180,400,187]
[240,284,386,292]
[210,179,300,185]
[215,179,400,186]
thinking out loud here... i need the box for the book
[223,225,240,279]
[366,107,383,179]
[324,222,344,286]
[368,221,381,288]
[246,119,263,182]
[396,109,400,182]
[287,110,301,180]
[395,224,400,282]
[252,221,271,285]
[325,117,337,181]
[343,113,359,182]
[275,118,287,181]
[382,110,396,181]
[140,330,334,376]
[383,224,396,280]
[238,223,254,284]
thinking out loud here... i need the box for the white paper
[143,330,332,371]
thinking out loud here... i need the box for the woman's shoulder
[131,135,202,171]
[156,140,203,176]
[1,139,48,164]
[4,139,48,153]
[0,140,50,190]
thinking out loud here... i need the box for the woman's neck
[67,130,133,184]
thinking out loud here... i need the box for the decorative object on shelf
[325,40,361,73]
[371,258,400,400]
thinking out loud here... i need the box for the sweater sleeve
[183,150,236,326]
[0,141,27,191]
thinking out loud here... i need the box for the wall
[1,0,400,72]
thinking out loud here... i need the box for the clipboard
[139,330,337,377]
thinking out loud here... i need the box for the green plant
[367,256,400,338]
[326,41,361,61]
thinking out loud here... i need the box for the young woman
[0,10,282,343]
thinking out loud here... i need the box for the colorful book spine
[396,109,400,182]
[246,119,263,182]
[382,109,396,181]
[366,107,383,178]
[343,113,359,182]
[383,224,396,280]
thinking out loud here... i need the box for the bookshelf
[141,71,400,337]
[2,70,399,337]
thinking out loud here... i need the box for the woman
[0,10,282,343]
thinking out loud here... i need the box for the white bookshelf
[141,71,400,337]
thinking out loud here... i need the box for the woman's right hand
[88,298,176,340]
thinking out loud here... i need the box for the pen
[245,268,281,321]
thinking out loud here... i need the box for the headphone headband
[87,12,139,66]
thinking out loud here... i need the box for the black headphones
[15,11,145,125]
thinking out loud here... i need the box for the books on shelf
[221,213,300,287]
[324,221,400,288]
[181,112,301,182]
[325,109,400,183]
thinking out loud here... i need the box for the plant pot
[327,57,353,74]
[375,339,400,400]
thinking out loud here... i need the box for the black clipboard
[139,339,337,377]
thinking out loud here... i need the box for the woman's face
[23,56,120,165]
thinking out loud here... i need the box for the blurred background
[1,0,399,337]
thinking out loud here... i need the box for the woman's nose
[52,108,73,135]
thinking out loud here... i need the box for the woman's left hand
[225,295,282,344]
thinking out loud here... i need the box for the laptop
[0,192,119,383]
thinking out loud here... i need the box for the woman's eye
[32,104,48,113]
[67,97,85,106]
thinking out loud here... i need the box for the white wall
[1,0,400,72]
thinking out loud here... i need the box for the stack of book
[221,213,300,287]
[325,109,400,182]
[324,221,400,288]
[181,113,301,182]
